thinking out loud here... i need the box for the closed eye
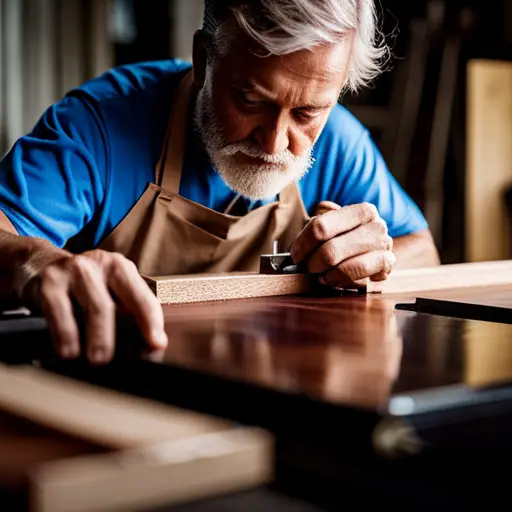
[233,88,264,107]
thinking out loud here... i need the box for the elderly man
[0,0,439,363]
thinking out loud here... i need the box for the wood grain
[145,260,512,304]
[144,272,323,304]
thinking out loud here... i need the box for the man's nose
[253,116,289,155]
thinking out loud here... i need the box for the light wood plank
[0,364,273,511]
[381,260,512,294]
[145,260,512,304]
[0,364,233,449]
[31,429,272,512]
[145,272,323,305]
[466,59,512,262]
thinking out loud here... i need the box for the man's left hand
[290,201,396,289]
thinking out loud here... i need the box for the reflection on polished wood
[163,295,403,409]
[464,320,512,387]
[414,285,512,387]
[160,286,512,411]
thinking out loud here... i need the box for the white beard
[193,73,314,200]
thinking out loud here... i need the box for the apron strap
[278,182,298,207]
[155,116,173,187]
[156,70,195,194]
[224,194,244,215]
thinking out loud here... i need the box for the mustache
[218,141,303,166]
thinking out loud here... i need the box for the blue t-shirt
[0,60,428,250]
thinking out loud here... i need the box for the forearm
[392,229,440,269]
[0,220,70,304]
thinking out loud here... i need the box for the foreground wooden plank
[31,429,270,512]
[0,364,231,449]
[0,365,273,511]
[144,272,322,305]
[145,260,512,304]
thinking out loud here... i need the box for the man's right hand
[21,250,168,364]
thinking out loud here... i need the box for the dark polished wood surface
[162,294,404,410]
[2,285,512,416]
[159,289,512,411]
[3,286,512,414]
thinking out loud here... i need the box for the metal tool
[259,241,367,296]
[259,241,305,275]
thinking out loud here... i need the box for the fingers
[290,202,379,264]
[31,250,165,365]
[39,266,80,359]
[68,256,116,364]
[319,250,396,288]
[307,221,392,274]
[314,201,342,216]
[105,254,167,350]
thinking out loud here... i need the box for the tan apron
[99,71,310,276]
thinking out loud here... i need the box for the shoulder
[310,103,377,191]
[300,104,373,205]
[48,59,194,184]
[301,104,428,237]
[315,103,370,161]
[36,59,193,154]
[72,59,192,104]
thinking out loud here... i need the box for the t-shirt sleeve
[331,129,428,238]
[0,93,108,248]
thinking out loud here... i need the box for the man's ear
[192,29,208,89]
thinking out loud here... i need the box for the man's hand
[21,250,167,364]
[290,202,396,289]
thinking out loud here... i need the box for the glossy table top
[2,285,512,419]
[158,287,512,413]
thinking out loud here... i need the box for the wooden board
[380,259,512,295]
[31,429,270,512]
[0,364,272,512]
[466,59,512,262]
[145,260,512,304]
[0,364,233,449]
[144,272,324,304]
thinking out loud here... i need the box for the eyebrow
[236,82,333,110]
[296,102,333,111]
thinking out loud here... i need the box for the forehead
[213,33,353,104]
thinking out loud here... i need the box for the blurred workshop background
[1,0,511,265]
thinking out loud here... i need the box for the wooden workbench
[2,260,512,510]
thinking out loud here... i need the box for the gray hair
[203,0,388,93]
